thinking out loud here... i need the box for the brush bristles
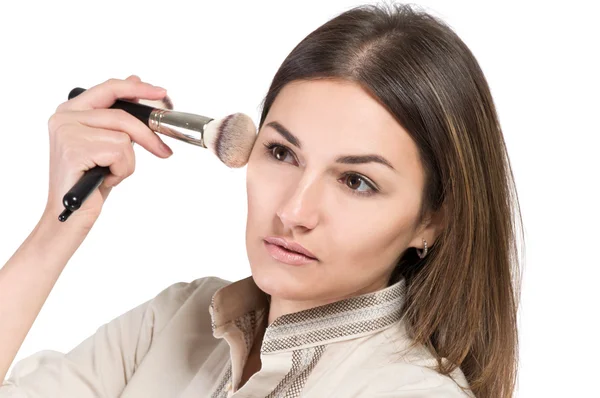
[203,113,257,168]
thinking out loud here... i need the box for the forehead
[263,79,423,180]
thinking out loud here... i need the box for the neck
[265,277,390,326]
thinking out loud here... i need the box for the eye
[262,140,379,197]
[263,140,296,164]
[340,173,378,197]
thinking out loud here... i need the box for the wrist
[27,209,93,263]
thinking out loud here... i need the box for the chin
[248,239,321,302]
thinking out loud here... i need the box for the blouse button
[226,382,232,390]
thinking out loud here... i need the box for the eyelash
[262,140,380,197]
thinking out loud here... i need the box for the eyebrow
[265,121,397,172]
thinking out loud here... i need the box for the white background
[0,0,598,396]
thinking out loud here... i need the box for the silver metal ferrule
[148,109,214,148]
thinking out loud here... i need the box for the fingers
[49,108,172,158]
[44,75,173,223]
[121,75,143,104]
[126,75,142,83]
[123,75,142,146]
[55,125,137,188]
[56,77,167,113]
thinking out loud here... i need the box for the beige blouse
[1,275,473,397]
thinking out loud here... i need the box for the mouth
[263,241,317,265]
[263,236,318,260]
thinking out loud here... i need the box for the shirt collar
[209,275,407,354]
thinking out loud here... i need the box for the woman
[0,3,522,397]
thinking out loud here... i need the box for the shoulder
[363,352,474,397]
[1,276,235,394]
[137,276,232,334]
[369,363,473,397]
[151,275,231,303]
[146,275,232,319]
[365,320,474,397]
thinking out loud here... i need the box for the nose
[276,175,321,231]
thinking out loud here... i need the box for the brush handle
[59,88,156,222]
[68,87,154,123]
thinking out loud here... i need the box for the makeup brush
[58,87,257,222]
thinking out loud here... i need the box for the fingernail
[154,85,167,92]
[160,142,173,156]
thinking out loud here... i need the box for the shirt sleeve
[0,279,204,398]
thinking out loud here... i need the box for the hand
[41,75,174,231]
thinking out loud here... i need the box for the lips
[263,236,318,260]
[264,242,316,266]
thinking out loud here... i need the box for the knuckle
[47,113,61,132]
[123,166,133,179]
[61,144,79,163]
[54,101,68,113]
[111,109,136,134]
[124,144,136,175]
[128,152,136,176]
[49,120,70,140]
[109,165,124,180]
[113,108,131,123]
[116,130,132,145]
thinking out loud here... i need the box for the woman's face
[245,79,436,304]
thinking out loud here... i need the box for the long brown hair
[256,2,523,397]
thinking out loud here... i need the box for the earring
[416,238,428,259]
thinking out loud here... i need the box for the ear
[408,204,446,250]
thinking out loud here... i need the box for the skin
[240,79,444,388]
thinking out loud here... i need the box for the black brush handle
[68,87,154,123]
[58,88,156,222]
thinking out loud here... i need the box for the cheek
[328,207,415,265]
[246,159,281,226]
